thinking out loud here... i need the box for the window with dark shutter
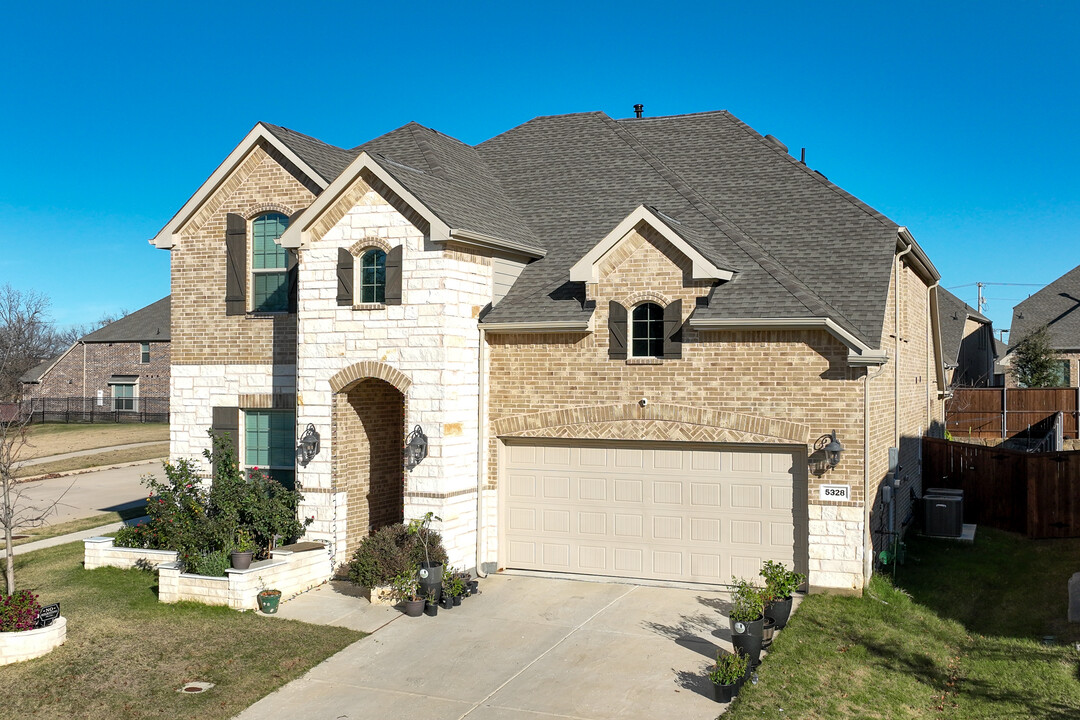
[336,248,354,306]
[211,406,240,479]
[631,303,664,358]
[608,301,628,359]
[225,214,247,316]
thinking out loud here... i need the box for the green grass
[21,423,169,460]
[0,541,363,719]
[16,443,168,478]
[0,505,147,549]
[728,528,1080,719]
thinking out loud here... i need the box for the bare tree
[55,308,131,347]
[0,285,68,402]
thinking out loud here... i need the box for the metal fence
[19,396,169,424]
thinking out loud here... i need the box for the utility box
[924,493,964,537]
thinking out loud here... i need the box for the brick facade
[22,340,170,403]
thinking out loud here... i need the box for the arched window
[631,303,664,358]
[360,248,387,303]
[251,213,289,312]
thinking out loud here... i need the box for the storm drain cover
[177,682,214,694]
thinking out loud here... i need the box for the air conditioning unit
[924,494,963,537]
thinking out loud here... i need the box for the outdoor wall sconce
[298,423,321,465]
[404,425,428,470]
[813,430,844,471]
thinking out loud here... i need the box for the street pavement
[12,459,160,525]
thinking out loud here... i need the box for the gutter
[481,320,592,334]
[895,243,913,447]
[864,361,889,589]
[475,326,488,577]
[449,229,546,260]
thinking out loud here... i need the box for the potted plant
[230,529,257,570]
[760,560,805,629]
[257,588,282,614]
[423,591,439,617]
[407,512,443,602]
[391,568,424,617]
[439,568,455,609]
[708,649,749,703]
[728,577,765,665]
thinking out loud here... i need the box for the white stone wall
[295,188,493,570]
[170,363,297,471]
[84,537,179,570]
[0,617,67,666]
[806,504,864,593]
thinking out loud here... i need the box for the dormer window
[631,303,664,358]
[360,249,387,303]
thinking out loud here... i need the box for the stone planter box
[0,616,67,665]
[364,585,396,606]
[84,537,178,570]
[159,542,332,611]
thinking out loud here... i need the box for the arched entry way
[333,377,405,551]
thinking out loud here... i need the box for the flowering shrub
[0,590,41,633]
[114,429,310,575]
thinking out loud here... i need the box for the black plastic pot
[467,580,478,595]
[762,616,777,649]
[403,599,424,617]
[424,600,438,617]
[729,614,764,665]
[712,681,738,703]
[439,593,454,610]
[765,595,793,629]
[452,593,462,606]
[418,562,443,603]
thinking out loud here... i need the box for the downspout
[82,342,87,408]
[895,243,913,447]
[864,360,888,589]
[475,326,488,578]
[926,281,939,429]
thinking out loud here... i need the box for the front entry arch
[333,377,405,550]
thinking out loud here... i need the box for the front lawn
[0,541,362,719]
[728,528,1080,719]
[21,423,169,460]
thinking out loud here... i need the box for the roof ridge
[407,124,449,180]
[477,111,607,149]
[1014,263,1080,311]
[718,113,897,230]
[604,114,865,338]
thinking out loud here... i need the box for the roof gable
[569,205,734,283]
[81,296,171,343]
[1010,263,1080,350]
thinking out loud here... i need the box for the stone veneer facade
[164,139,945,594]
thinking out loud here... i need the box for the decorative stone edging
[0,616,67,666]
[84,537,179,570]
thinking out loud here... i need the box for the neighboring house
[936,288,998,387]
[993,337,1009,386]
[1008,264,1080,387]
[152,110,946,594]
[20,296,171,412]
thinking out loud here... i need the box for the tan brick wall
[22,341,170,401]
[333,379,405,552]
[171,142,316,366]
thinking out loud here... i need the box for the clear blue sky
[1,1,1076,340]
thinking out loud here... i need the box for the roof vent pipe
[634,104,644,118]
[801,148,806,164]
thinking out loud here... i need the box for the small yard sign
[819,484,850,502]
[35,603,60,628]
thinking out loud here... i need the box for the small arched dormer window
[631,303,664,358]
[360,249,387,304]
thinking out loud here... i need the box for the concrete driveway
[237,574,735,720]
[14,460,157,524]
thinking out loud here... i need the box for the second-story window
[630,303,664,358]
[360,249,387,303]
[252,213,289,312]
[140,342,150,363]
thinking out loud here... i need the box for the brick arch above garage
[328,361,412,394]
[492,403,810,445]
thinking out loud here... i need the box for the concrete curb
[17,457,166,484]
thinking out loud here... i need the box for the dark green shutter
[608,301,627,359]
[663,299,683,359]
[337,248,354,306]
[211,406,240,478]
[225,214,247,316]
[287,209,304,313]
[384,245,402,305]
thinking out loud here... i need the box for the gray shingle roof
[264,110,915,348]
[19,354,64,383]
[81,296,171,343]
[1009,264,1080,351]
[937,288,990,364]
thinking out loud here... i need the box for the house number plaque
[819,484,850,502]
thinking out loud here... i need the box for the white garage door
[501,440,802,585]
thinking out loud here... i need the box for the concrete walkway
[237,574,739,720]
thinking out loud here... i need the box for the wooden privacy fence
[922,436,1080,539]
[945,387,1079,440]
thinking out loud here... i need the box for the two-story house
[152,110,946,594]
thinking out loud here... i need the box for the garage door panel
[504,441,798,585]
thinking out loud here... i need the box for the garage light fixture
[404,425,428,470]
[814,430,844,471]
